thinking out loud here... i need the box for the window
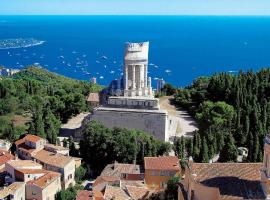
[169,171,176,176]
[28,174,30,178]
[160,171,169,176]
[32,192,37,195]
[151,170,158,176]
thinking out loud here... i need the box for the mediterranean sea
[0,15,270,87]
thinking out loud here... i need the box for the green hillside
[0,66,103,143]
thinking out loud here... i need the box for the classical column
[144,64,147,88]
[125,65,128,90]
[148,77,152,88]
[132,65,136,90]
[139,65,143,89]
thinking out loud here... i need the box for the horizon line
[1,14,270,17]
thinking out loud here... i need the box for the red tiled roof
[0,150,14,166]
[104,185,130,200]
[32,149,73,168]
[15,134,43,146]
[144,156,180,171]
[24,134,43,143]
[76,190,91,200]
[93,176,120,187]
[27,171,61,189]
[15,168,46,175]
[87,93,99,102]
[93,190,104,200]
[15,138,24,146]
[191,163,265,200]
[126,185,152,200]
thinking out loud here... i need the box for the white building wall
[13,183,25,200]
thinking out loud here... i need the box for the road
[159,96,198,142]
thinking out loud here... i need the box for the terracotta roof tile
[125,185,152,200]
[191,163,265,200]
[76,190,91,200]
[15,168,46,174]
[93,176,120,187]
[7,160,42,169]
[144,156,180,171]
[104,185,130,200]
[27,171,61,189]
[23,134,43,143]
[44,144,69,151]
[32,149,74,168]
[100,163,140,177]
[93,189,104,200]
[0,182,25,199]
[0,150,14,166]
[15,138,24,146]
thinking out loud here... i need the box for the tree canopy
[80,121,171,174]
[0,66,102,143]
[174,69,270,162]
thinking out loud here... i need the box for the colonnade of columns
[124,64,152,97]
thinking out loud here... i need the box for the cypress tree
[200,136,209,163]
[219,133,238,162]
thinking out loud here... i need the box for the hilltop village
[1,42,270,200]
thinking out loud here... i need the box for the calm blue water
[0,15,270,87]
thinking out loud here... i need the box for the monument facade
[91,42,169,141]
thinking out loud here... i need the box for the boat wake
[0,38,45,49]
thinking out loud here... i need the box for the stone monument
[91,42,169,141]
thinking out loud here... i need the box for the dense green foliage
[0,66,102,142]
[174,69,270,162]
[165,176,180,200]
[56,184,83,200]
[75,165,87,183]
[80,121,172,174]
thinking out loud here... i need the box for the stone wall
[92,107,169,141]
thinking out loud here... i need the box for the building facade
[92,42,169,141]
[144,156,180,189]
[26,172,61,200]
[0,182,25,200]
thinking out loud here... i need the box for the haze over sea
[0,15,270,87]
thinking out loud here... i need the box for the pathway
[159,96,198,142]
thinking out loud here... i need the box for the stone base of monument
[92,106,169,141]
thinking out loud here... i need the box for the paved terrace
[159,96,198,141]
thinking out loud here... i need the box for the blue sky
[1,0,270,15]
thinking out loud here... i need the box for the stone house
[0,182,25,200]
[14,134,76,190]
[15,134,46,160]
[5,160,43,183]
[0,150,14,171]
[144,156,180,189]
[26,171,61,200]
[32,150,75,189]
